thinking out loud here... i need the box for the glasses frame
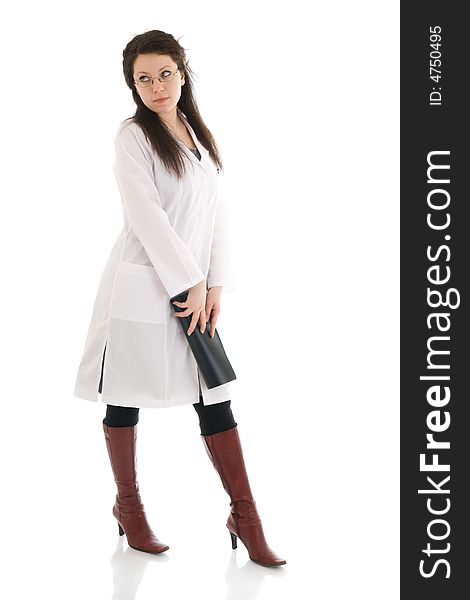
[134,66,180,88]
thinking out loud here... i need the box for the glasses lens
[136,76,151,88]
[136,69,177,87]
[160,69,175,82]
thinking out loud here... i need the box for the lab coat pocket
[101,261,169,402]
[111,260,169,323]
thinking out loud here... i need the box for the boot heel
[118,522,124,536]
[230,531,237,549]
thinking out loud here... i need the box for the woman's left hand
[203,286,222,337]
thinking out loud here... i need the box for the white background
[1,1,399,598]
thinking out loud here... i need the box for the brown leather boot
[201,426,286,567]
[102,422,169,554]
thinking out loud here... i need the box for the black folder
[170,289,237,389]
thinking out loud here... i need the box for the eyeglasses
[134,67,180,88]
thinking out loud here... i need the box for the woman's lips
[154,97,169,103]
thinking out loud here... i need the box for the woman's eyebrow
[136,65,172,74]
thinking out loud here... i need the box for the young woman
[73,29,286,567]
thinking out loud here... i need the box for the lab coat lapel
[178,112,208,171]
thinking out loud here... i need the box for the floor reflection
[109,537,170,600]
[109,538,286,599]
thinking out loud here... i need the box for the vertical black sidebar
[401,3,469,597]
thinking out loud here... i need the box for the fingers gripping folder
[170,289,236,389]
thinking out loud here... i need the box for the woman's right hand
[172,279,207,336]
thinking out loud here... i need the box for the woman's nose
[152,80,165,93]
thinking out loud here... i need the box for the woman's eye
[139,76,149,82]
[161,70,171,78]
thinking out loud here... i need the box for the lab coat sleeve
[113,122,206,300]
[206,174,237,293]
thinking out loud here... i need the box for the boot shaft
[103,423,140,497]
[202,426,254,504]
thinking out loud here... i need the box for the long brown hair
[122,30,223,179]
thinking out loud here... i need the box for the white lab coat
[73,110,236,409]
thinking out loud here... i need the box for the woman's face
[133,53,185,117]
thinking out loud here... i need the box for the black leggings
[103,397,237,436]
